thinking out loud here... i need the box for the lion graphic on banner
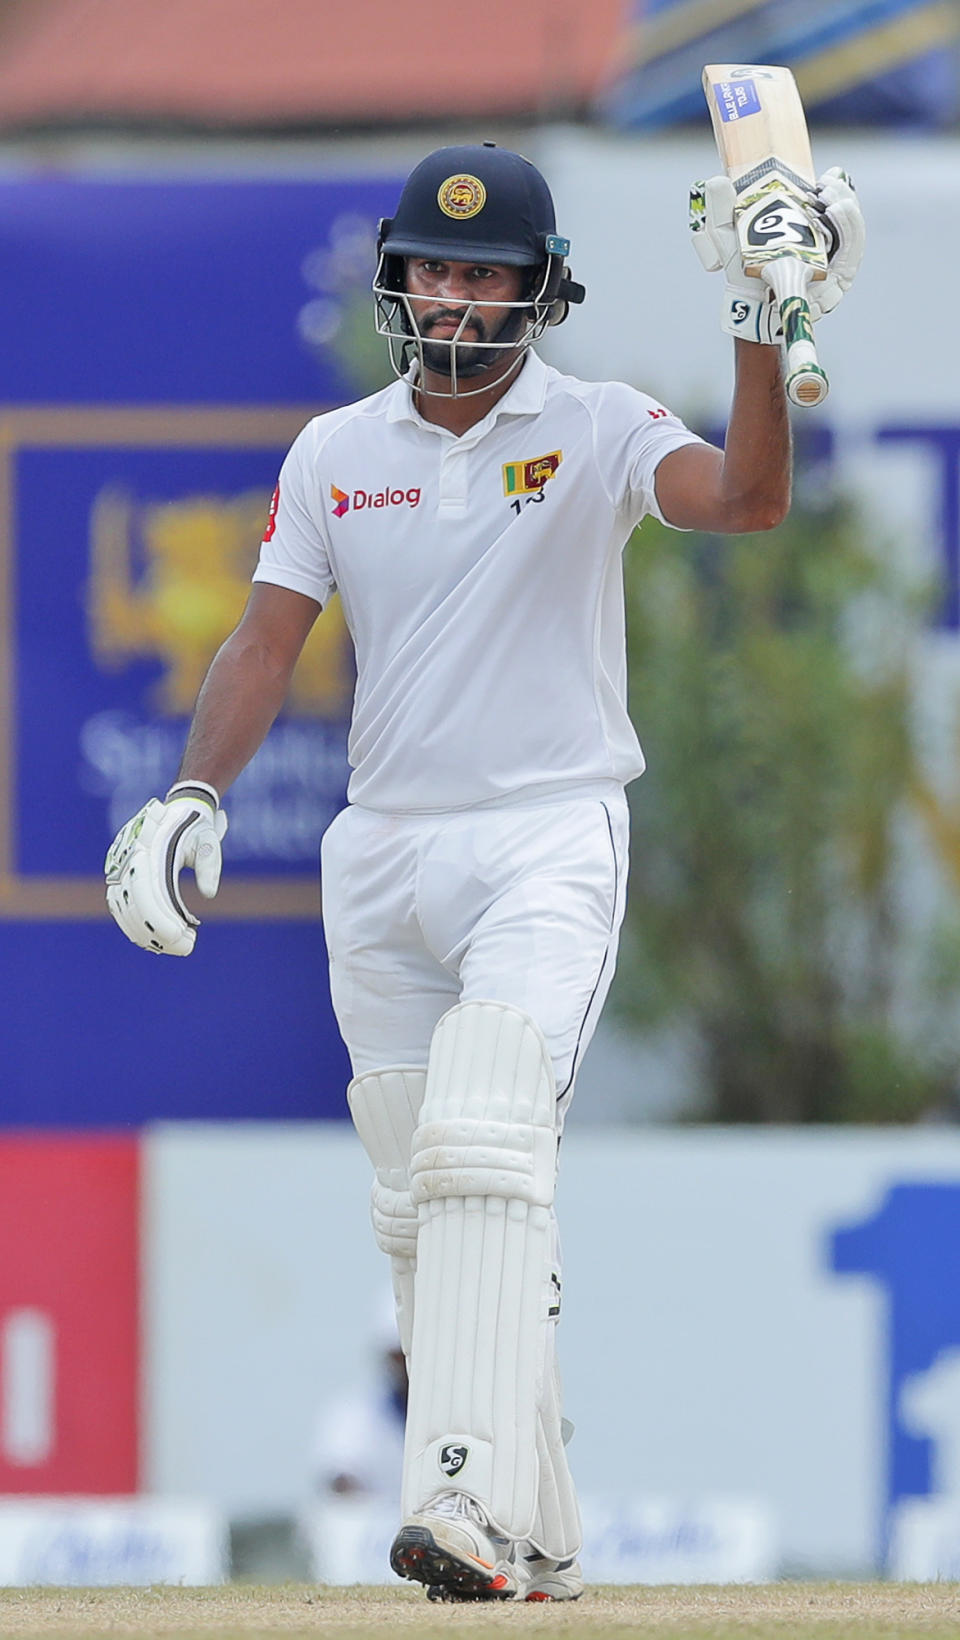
[87,486,352,718]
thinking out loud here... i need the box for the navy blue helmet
[373,143,585,395]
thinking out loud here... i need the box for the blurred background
[0,0,959,1590]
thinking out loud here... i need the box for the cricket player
[105,143,863,1601]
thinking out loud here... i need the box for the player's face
[404,258,526,378]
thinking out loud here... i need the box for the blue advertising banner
[0,173,403,1121]
[603,0,959,129]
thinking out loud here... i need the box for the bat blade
[702,63,829,407]
[702,64,815,191]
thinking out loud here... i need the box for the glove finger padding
[689,175,738,273]
[104,787,226,956]
[690,174,782,344]
[812,167,865,297]
[182,806,228,899]
[691,166,862,340]
[798,173,864,322]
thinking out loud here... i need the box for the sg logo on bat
[743,195,818,253]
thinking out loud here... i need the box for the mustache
[420,306,488,341]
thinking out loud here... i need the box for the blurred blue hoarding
[604,0,960,129]
[0,173,402,1121]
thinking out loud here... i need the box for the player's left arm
[654,339,791,533]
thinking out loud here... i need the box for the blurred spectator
[312,1291,407,1504]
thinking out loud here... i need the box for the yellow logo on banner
[88,487,352,717]
[502,450,563,496]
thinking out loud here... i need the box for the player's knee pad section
[348,1068,426,1262]
[410,999,557,1209]
[403,1001,559,1540]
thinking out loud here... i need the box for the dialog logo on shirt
[502,450,562,496]
[330,483,421,517]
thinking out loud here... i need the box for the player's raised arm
[697,66,864,406]
[104,582,320,957]
[653,341,790,534]
[657,96,864,535]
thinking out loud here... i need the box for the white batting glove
[806,166,865,315]
[690,167,864,342]
[104,780,228,956]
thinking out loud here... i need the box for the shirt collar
[384,349,549,433]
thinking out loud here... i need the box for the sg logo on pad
[439,1443,468,1476]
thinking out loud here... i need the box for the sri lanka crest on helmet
[437,174,487,220]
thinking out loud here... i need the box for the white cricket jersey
[253,350,704,813]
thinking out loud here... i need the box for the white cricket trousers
[320,783,629,1098]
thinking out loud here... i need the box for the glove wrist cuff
[165,779,220,810]
[721,288,781,346]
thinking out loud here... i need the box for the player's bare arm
[654,340,791,534]
[104,582,319,956]
[178,582,320,795]
[663,64,863,536]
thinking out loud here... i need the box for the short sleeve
[252,423,336,607]
[592,383,708,532]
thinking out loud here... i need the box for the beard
[420,336,492,378]
[419,306,527,379]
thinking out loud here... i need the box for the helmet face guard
[372,144,585,399]
[373,246,577,398]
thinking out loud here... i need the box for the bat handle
[760,255,830,408]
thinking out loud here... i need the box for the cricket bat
[702,64,829,407]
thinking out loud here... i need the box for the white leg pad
[347,1067,426,1358]
[403,1000,558,1539]
[530,1328,582,1558]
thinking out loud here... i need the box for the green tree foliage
[617,489,960,1122]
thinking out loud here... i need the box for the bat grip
[760,255,830,408]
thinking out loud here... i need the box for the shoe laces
[425,1490,511,1550]
[426,1490,490,1527]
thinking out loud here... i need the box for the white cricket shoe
[390,1490,523,1600]
[520,1550,584,1601]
